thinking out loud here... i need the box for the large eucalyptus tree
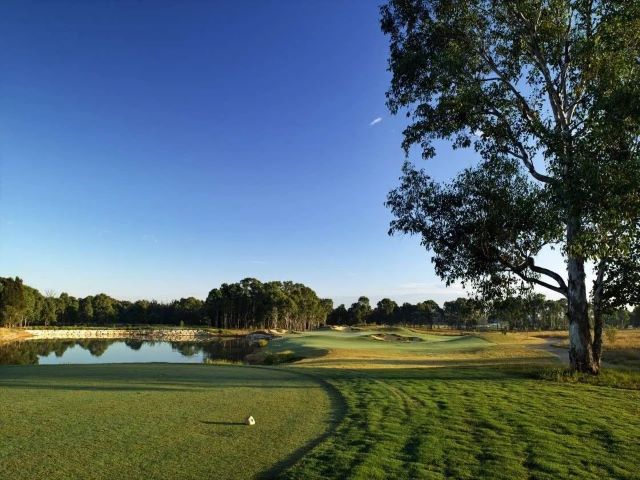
[382,0,640,372]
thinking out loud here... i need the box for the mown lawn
[271,329,640,479]
[261,328,554,368]
[2,329,640,480]
[271,329,490,354]
[0,364,333,480]
[284,366,640,480]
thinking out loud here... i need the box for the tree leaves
[382,0,640,305]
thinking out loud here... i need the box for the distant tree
[349,296,372,325]
[630,307,640,328]
[396,302,416,325]
[382,0,640,373]
[41,297,58,327]
[374,298,398,324]
[0,277,27,327]
[172,297,204,325]
[524,294,547,331]
[443,299,465,329]
[416,300,442,328]
[79,296,94,324]
[205,278,330,330]
[92,294,117,324]
[327,304,349,326]
[320,299,334,317]
[491,297,526,330]
[603,308,630,329]
[443,298,485,329]
[538,299,567,330]
[59,293,79,325]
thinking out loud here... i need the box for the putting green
[0,364,334,480]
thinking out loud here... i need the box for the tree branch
[477,50,542,131]
[499,256,568,296]
[514,270,567,296]
[507,4,572,129]
[483,106,555,184]
[527,259,568,294]
[593,258,607,301]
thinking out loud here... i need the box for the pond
[0,338,256,365]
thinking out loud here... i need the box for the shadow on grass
[604,348,640,369]
[200,420,246,426]
[0,382,323,392]
[293,364,556,384]
[255,366,348,480]
[0,363,329,392]
[302,355,559,369]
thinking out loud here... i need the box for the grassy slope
[0,364,333,480]
[263,328,555,368]
[271,329,491,354]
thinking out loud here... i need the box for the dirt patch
[530,337,570,364]
[0,328,32,344]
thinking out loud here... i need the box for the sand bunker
[370,334,423,343]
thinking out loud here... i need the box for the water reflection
[0,338,255,365]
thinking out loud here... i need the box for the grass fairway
[262,328,553,368]
[270,329,490,355]
[0,364,333,480]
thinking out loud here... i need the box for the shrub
[605,326,618,344]
[536,366,640,390]
[262,352,302,365]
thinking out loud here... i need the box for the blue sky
[0,1,562,306]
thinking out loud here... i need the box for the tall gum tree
[381,0,640,373]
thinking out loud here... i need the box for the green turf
[3,332,640,480]
[283,367,640,480]
[267,329,491,358]
[0,364,333,480]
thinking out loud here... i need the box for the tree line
[3,276,637,332]
[0,277,332,331]
[327,294,640,331]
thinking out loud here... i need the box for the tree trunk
[567,254,598,373]
[592,260,606,368]
[592,305,604,368]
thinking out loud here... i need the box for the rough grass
[268,328,640,479]
[0,327,31,343]
[537,366,640,390]
[522,329,640,369]
[283,366,640,480]
[600,330,640,368]
[0,364,333,480]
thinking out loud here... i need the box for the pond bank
[24,328,216,341]
[0,328,33,343]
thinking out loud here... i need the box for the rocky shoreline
[24,328,217,341]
